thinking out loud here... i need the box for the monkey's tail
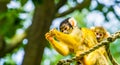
[106,45,119,65]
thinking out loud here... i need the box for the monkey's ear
[90,27,95,31]
[68,17,77,26]
[106,32,110,37]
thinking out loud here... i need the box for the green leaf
[20,0,28,6]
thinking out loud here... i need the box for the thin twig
[55,0,91,18]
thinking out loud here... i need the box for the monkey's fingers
[49,28,57,35]
[45,33,55,44]
[45,33,53,39]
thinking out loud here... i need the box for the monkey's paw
[49,28,57,35]
[45,33,53,41]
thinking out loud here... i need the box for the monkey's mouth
[97,37,100,40]
[63,30,69,34]
[63,31,69,34]
[96,38,101,42]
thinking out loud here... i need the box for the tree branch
[55,0,67,11]
[112,6,120,20]
[0,32,27,58]
[57,30,120,65]
[55,0,91,18]
[96,0,120,21]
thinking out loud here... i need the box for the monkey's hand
[49,28,58,36]
[45,32,54,42]
[45,28,58,42]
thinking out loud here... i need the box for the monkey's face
[60,23,73,34]
[95,30,104,42]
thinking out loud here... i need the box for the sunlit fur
[91,26,119,65]
[45,18,109,65]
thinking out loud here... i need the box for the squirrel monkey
[45,17,109,65]
[90,26,110,43]
[91,26,119,65]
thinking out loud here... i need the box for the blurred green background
[0,0,120,65]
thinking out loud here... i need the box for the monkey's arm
[49,28,78,47]
[45,33,69,56]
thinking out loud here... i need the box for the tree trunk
[22,0,55,65]
[0,0,10,56]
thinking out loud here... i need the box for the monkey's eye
[99,34,102,36]
[64,27,67,30]
[64,26,69,30]
[96,33,98,35]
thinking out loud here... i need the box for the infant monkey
[91,26,119,65]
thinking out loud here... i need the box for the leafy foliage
[0,0,120,65]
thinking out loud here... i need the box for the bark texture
[22,0,55,65]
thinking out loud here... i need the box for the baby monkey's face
[95,29,104,42]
